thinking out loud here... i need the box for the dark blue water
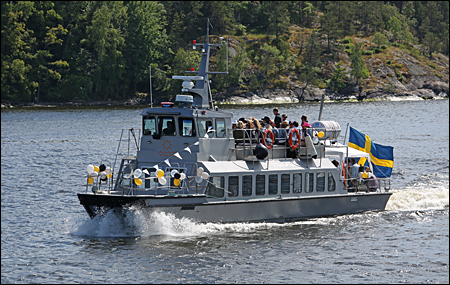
[2,99,448,283]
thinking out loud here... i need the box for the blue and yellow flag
[348,127,394,178]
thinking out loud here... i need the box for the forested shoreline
[1,1,449,106]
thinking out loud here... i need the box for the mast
[173,18,228,109]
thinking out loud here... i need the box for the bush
[373,47,383,54]
[235,24,247,36]
[380,45,388,49]
[386,60,392,65]
[341,38,352,44]
[345,43,354,50]
[429,63,437,69]
[362,50,374,55]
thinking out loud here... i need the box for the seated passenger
[366,167,378,192]
[163,121,176,135]
[280,121,289,129]
[253,119,263,141]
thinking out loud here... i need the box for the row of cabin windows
[143,116,227,138]
[206,172,336,198]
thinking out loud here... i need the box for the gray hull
[80,192,392,223]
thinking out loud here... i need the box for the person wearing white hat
[232,120,238,129]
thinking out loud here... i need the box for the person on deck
[163,121,176,135]
[273,108,282,128]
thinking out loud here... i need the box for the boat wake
[386,172,449,211]
[69,207,293,238]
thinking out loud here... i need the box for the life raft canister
[262,129,275,150]
[288,128,301,150]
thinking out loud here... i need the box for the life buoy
[262,129,275,150]
[288,128,301,150]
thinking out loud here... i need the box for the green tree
[209,1,234,35]
[1,2,37,102]
[326,61,347,93]
[124,1,171,98]
[264,1,290,40]
[319,8,342,53]
[349,41,369,87]
[214,39,250,91]
[372,32,389,46]
[85,1,127,100]
[257,43,282,78]
[423,32,442,57]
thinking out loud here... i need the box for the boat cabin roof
[201,159,336,174]
[140,107,232,119]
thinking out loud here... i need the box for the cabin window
[206,176,224,197]
[293,173,302,193]
[281,174,290,194]
[179,118,196,137]
[228,176,239,197]
[143,167,157,189]
[317,172,325,192]
[305,172,314,193]
[143,116,156,135]
[159,117,176,136]
[198,118,213,138]
[328,172,336,192]
[269,174,278,195]
[256,174,265,195]
[242,175,252,196]
[216,119,226,138]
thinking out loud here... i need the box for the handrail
[340,177,390,193]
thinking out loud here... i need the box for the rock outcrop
[218,47,449,104]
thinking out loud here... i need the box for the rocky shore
[217,48,449,104]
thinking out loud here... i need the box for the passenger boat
[78,20,393,222]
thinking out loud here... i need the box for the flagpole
[345,124,349,190]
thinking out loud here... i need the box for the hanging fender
[288,128,301,150]
[262,129,275,150]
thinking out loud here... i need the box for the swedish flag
[348,127,394,178]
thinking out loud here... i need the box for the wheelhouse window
[305,172,314,193]
[328,172,336,192]
[317,172,325,192]
[159,117,176,136]
[281,174,290,194]
[143,116,156,135]
[256,174,265,195]
[206,176,224,197]
[242,175,252,196]
[198,118,213,138]
[269,174,278,195]
[179,117,196,137]
[216,119,226,138]
[228,176,239,197]
[293,173,302,193]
